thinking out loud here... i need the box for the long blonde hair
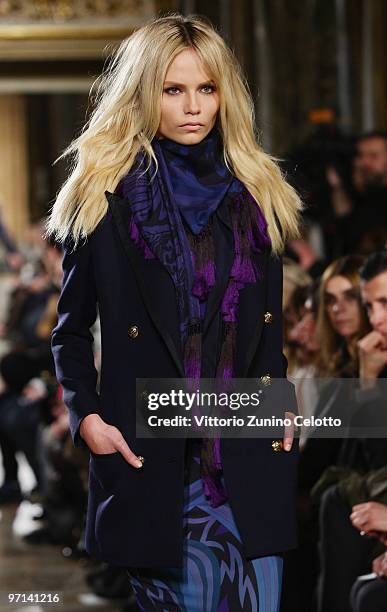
[44,13,303,253]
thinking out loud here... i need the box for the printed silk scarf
[115,126,271,507]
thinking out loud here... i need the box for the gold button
[128,325,139,339]
[260,374,271,386]
[264,311,273,324]
[272,440,283,452]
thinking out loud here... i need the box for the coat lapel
[105,190,185,377]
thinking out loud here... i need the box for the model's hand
[283,411,296,451]
[80,414,143,468]
[350,501,387,535]
[372,552,387,578]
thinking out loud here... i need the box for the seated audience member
[356,249,387,392]
[353,131,387,233]
[349,501,387,612]
[316,255,369,379]
[317,250,387,612]
[299,255,370,494]
[284,256,369,612]
[281,278,321,612]
[22,384,88,547]
[286,225,327,278]
[340,131,387,255]
[350,249,387,459]
[0,351,46,503]
[287,279,320,447]
[0,206,23,273]
[0,240,61,374]
[283,258,311,372]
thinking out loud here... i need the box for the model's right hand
[79,413,143,468]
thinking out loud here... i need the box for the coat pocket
[89,451,126,493]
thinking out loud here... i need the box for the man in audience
[330,131,387,256]
[358,249,387,383]
[350,133,387,254]
[352,250,387,447]
[356,131,387,189]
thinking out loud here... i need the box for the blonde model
[46,13,302,611]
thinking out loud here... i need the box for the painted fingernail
[285,443,291,451]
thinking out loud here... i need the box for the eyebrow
[324,288,358,298]
[163,80,215,87]
[365,296,387,305]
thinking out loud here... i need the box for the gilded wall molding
[0,0,153,24]
[0,0,156,59]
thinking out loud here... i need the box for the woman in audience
[292,256,369,612]
[316,254,370,378]
[299,255,370,493]
[316,253,387,612]
[283,258,312,376]
[287,279,320,445]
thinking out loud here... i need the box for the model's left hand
[283,411,296,452]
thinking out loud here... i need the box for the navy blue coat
[51,189,299,568]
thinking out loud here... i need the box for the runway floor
[0,453,135,612]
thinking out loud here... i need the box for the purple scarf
[116,127,270,507]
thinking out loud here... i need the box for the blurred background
[0,1,386,611]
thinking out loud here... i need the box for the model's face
[157,48,220,145]
[324,275,361,339]
[361,271,387,339]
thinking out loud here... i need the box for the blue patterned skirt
[126,440,283,611]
